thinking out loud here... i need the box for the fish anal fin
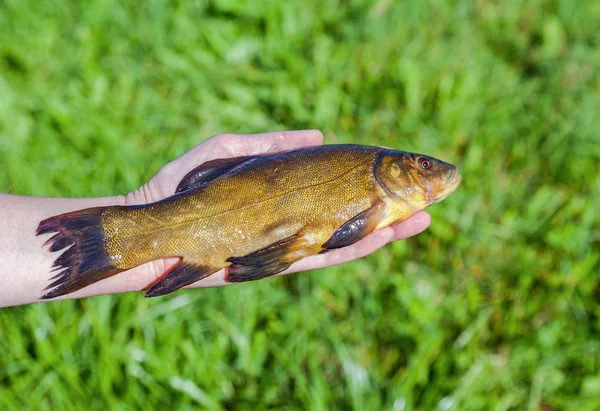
[175,155,256,193]
[144,261,219,297]
[322,201,386,250]
[225,235,304,282]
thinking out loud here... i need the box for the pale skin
[0,130,431,308]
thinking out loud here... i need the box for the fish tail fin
[36,206,123,299]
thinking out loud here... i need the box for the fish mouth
[435,168,462,203]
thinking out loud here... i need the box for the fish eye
[418,158,432,170]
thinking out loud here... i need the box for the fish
[36,144,461,299]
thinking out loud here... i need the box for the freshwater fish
[37,145,461,299]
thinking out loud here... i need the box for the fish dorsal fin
[175,155,256,193]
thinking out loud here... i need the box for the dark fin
[37,207,122,299]
[225,235,301,282]
[175,155,256,193]
[322,201,385,250]
[144,261,219,297]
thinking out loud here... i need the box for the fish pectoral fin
[322,201,386,250]
[144,261,219,297]
[225,235,304,282]
[175,155,256,193]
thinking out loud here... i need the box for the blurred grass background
[1,0,599,409]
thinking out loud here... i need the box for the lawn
[1,0,599,409]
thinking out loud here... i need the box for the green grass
[1,0,599,409]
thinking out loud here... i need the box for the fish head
[375,150,462,209]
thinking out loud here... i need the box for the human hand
[122,130,432,291]
[0,130,432,306]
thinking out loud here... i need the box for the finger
[283,228,394,274]
[283,212,431,274]
[389,211,431,241]
[221,129,324,156]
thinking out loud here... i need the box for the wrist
[0,194,126,307]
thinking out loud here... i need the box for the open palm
[122,130,431,291]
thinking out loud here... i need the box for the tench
[37,145,461,299]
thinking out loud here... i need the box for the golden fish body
[37,145,461,298]
[104,146,383,269]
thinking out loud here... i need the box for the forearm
[0,194,125,307]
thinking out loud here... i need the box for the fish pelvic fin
[37,207,122,299]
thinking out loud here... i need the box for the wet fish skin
[37,145,461,299]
